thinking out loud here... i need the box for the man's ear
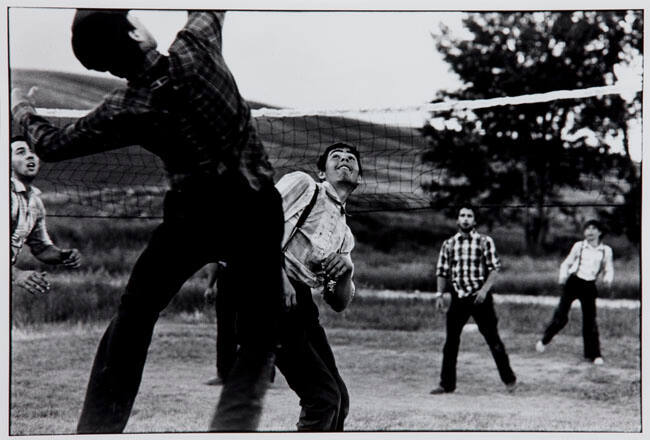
[128,28,147,43]
[317,170,326,181]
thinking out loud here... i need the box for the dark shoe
[505,380,517,393]
[205,376,224,386]
[429,386,453,395]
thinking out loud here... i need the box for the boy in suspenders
[536,219,614,364]
[202,142,361,431]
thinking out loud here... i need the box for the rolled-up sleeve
[13,96,138,162]
[436,240,451,278]
[482,236,501,272]
[25,199,54,256]
[183,11,226,54]
[601,246,614,285]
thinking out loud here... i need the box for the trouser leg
[305,323,349,431]
[275,281,347,431]
[578,281,601,360]
[541,277,578,345]
[216,271,238,381]
[276,324,344,431]
[210,184,284,431]
[472,293,516,385]
[439,295,472,391]
[77,222,208,433]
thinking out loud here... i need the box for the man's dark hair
[10,135,28,144]
[316,142,363,176]
[71,9,144,78]
[583,219,605,236]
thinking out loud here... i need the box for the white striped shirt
[559,240,614,285]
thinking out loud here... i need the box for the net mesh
[31,110,437,217]
[22,79,639,218]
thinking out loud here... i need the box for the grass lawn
[10,311,640,434]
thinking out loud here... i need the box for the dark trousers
[439,291,516,391]
[275,280,349,431]
[76,175,285,433]
[215,271,238,381]
[541,274,601,360]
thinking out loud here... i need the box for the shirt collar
[455,229,479,241]
[11,177,40,196]
[583,239,604,250]
[130,50,165,85]
[321,181,346,214]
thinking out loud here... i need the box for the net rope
[28,82,640,218]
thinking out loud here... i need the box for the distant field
[10,315,640,434]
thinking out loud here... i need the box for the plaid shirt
[13,11,274,192]
[436,229,501,298]
[10,178,53,264]
[276,171,354,291]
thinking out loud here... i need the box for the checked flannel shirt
[12,11,274,192]
[436,229,501,298]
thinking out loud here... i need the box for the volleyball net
[28,82,641,218]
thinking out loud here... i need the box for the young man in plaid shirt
[12,10,284,433]
[430,205,517,394]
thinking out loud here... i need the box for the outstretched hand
[14,270,50,295]
[61,248,82,269]
[11,86,38,111]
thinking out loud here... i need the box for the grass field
[10,294,641,434]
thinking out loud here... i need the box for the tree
[421,11,642,252]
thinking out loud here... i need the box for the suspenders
[575,240,606,278]
[282,185,320,252]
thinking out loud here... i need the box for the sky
[6,5,643,160]
[8,8,466,110]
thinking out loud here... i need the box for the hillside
[11,68,433,217]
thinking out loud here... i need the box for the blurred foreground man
[12,10,284,432]
[10,136,82,294]
[430,205,516,394]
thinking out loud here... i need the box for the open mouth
[337,165,351,172]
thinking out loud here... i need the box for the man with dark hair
[11,136,82,294]
[430,205,517,394]
[12,10,284,433]
[274,142,360,431]
[536,219,614,365]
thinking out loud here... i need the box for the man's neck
[12,175,32,191]
[327,181,356,204]
[586,237,600,247]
